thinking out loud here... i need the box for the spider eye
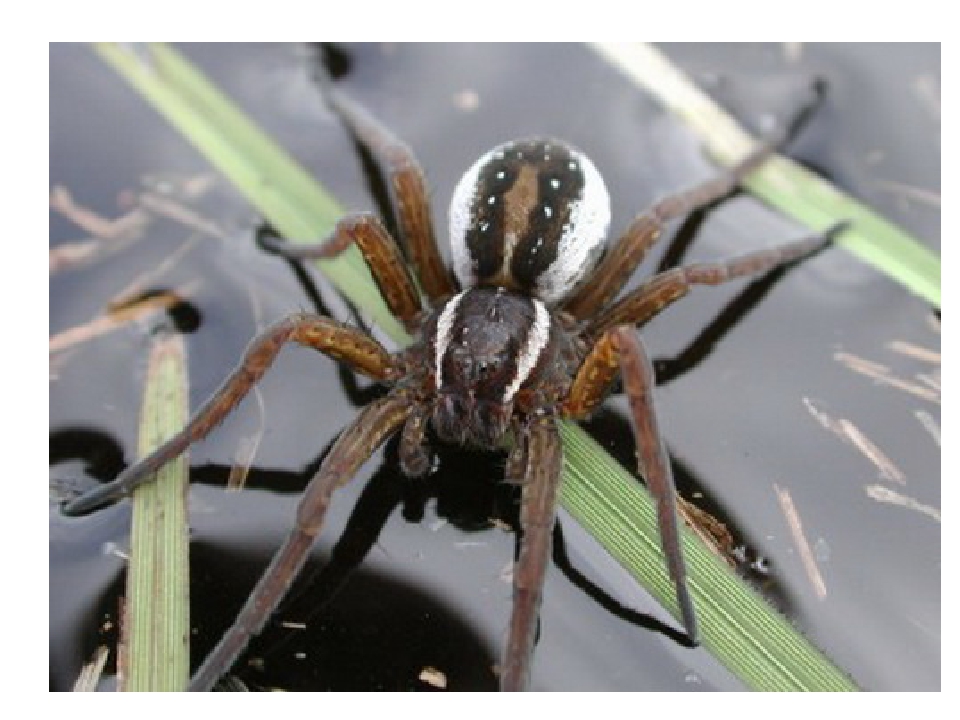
[449,138,610,304]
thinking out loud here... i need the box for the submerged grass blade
[590,42,940,308]
[122,332,190,691]
[94,42,857,691]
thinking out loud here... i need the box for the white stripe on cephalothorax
[503,299,552,403]
[433,290,466,391]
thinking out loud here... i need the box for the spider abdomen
[449,138,611,304]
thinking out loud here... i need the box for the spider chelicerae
[64,77,843,691]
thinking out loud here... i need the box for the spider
[63,78,843,691]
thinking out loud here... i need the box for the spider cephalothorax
[63,80,840,691]
[428,287,556,447]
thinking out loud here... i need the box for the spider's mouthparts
[432,392,511,449]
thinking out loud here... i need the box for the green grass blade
[560,425,856,691]
[590,42,940,308]
[122,332,190,691]
[93,42,405,342]
[93,42,857,691]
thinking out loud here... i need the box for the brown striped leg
[503,422,530,486]
[62,313,397,515]
[397,404,431,477]
[501,420,564,691]
[325,87,457,302]
[188,392,412,691]
[587,223,844,339]
[563,327,697,642]
[261,213,423,328]
[562,83,825,321]
[612,327,697,641]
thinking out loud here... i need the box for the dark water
[50,43,939,691]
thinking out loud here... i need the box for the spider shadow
[207,435,509,690]
[579,406,795,619]
[649,197,817,387]
[551,521,691,647]
[50,428,128,488]
[254,429,706,677]
[48,425,498,690]
[254,223,386,408]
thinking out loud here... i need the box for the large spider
[63,78,842,691]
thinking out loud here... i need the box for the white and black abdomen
[449,139,611,305]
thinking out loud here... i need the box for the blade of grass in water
[93,42,857,691]
[95,43,404,342]
[121,332,190,691]
[590,42,940,308]
[559,425,855,691]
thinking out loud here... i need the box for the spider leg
[562,327,697,642]
[62,313,397,515]
[587,222,846,339]
[397,404,431,477]
[561,222,844,642]
[612,327,697,640]
[260,213,423,329]
[324,87,458,302]
[562,81,825,321]
[503,420,530,486]
[501,419,564,691]
[188,391,412,691]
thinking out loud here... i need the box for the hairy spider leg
[325,87,458,301]
[562,81,826,321]
[587,222,846,339]
[62,314,397,516]
[562,220,845,644]
[614,328,697,639]
[188,392,412,691]
[563,323,697,642]
[397,404,432,477]
[260,213,423,329]
[500,419,564,692]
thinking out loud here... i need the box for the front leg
[63,313,397,515]
[188,391,412,690]
[611,327,697,641]
[562,326,697,643]
[501,419,564,691]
